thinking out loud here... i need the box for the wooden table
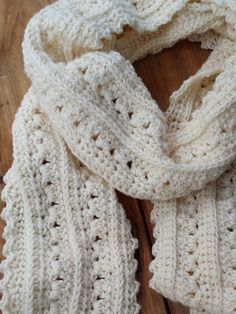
[0,1,211,313]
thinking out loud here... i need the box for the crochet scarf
[1,0,236,313]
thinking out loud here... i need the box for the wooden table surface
[0,1,211,313]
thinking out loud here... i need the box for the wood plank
[0,0,54,175]
[133,40,211,112]
[134,41,211,314]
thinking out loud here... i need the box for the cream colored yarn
[1,0,236,313]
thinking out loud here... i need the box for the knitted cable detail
[1,0,236,313]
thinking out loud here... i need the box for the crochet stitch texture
[1,0,236,313]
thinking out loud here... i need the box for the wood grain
[0,1,211,313]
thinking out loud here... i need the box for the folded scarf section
[1,0,236,313]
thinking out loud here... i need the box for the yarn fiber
[1,0,236,313]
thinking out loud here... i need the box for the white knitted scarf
[1,0,236,313]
